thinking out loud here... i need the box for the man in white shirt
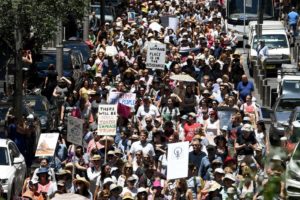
[128,131,155,162]
[257,40,269,63]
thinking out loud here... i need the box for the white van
[246,21,291,77]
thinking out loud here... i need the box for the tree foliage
[0,0,87,54]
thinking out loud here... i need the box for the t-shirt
[136,104,160,120]
[184,122,202,142]
[288,11,299,25]
[237,81,254,101]
[236,134,257,155]
[129,141,155,160]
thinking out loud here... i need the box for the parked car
[286,142,300,198]
[269,94,300,145]
[35,47,83,79]
[63,38,91,64]
[24,95,58,132]
[0,139,27,199]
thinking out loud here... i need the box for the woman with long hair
[255,120,270,156]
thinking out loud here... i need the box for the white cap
[214,168,225,174]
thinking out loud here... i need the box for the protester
[7,1,286,199]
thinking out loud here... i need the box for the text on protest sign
[146,42,166,70]
[108,92,136,107]
[98,104,118,136]
[67,116,84,146]
[35,133,59,157]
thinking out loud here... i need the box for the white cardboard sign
[146,42,166,70]
[167,141,189,180]
[67,116,84,146]
[97,104,118,136]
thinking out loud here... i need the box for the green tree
[0,0,87,120]
[0,0,87,52]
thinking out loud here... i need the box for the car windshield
[26,99,48,112]
[277,99,300,111]
[253,34,288,49]
[0,147,9,165]
[282,80,300,94]
[228,0,273,19]
[64,43,90,63]
[36,52,72,70]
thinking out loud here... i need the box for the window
[8,143,20,158]
[0,147,9,165]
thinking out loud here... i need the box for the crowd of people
[3,0,296,200]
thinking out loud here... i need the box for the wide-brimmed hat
[36,167,49,175]
[188,112,196,118]
[241,124,253,132]
[99,136,114,145]
[91,154,101,161]
[208,181,222,192]
[55,169,71,176]
[271,155,282,161]
[214,168,225,174]
[29,178,39,185]
[137,187,147,194]
[103,177,114,185]
[123,192,134,200]
[73,174,90,188]
[224,173,236,182]
[109,183,123,194]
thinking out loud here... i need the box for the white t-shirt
[129,141,155,161]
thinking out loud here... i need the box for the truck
[245,21,291,77]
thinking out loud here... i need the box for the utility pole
[83,0,90,41]
[100,0,105,26]
[12,0,23,122]
[56,19,63,78]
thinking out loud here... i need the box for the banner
[167,142,189,180]
[146,42,166,70]
[108,92,136,108]
[128,12,136,23]
[35,133,59,157]
[67,116,84,146]
[98,104,118,136]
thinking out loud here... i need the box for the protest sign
[169,17,179,32]
[35,133,59,157]
[108,92,136,108]
[128,12,136,23]
[67,116,84,146]
[98,104,118,136]
[146,42,166,70]
[167,141,189,180]
[160,15,179,32]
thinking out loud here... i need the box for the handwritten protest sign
[167,142,189,180]
[146,42,166,70]
[98,104,118,136]
[67,116,84,146]
[108,92,136,108]
[35,133,59,157]
[128,12,136,23]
